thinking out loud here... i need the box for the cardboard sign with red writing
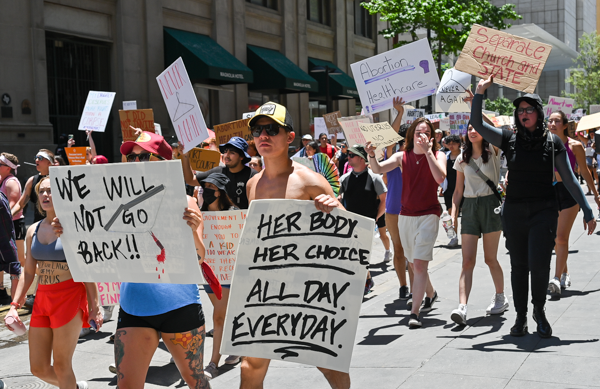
[97,282,121,306]
[119,109,155,141]
[65,147,88,165]
[185,148,222,172]
[213,118,252,145]
[455,24,552,93]
[323,111,343,134]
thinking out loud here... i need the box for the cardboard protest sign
[157,57,209,153]
[405,109,425,125]
[449,113,470,135]
[65,147,88,165]
[544,96,575,117]
[358,122,403,152]
[220,199,374,372]
[323,111,343,134]
[436,69,471,112]
[590,105,600,115]
[119,109,155,141]
[202,210,246,284]
[78,91,116,132]
[49,161,202,283]
[351,39,440,114]
[214,118,252,145]
[338,115,371,146]
[455,24,552,93]
[576,112,600,132]
[97,282,121,306]
[186,148,221,172]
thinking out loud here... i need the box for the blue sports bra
[31,220,67,262]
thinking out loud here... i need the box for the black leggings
[502,199,558,315]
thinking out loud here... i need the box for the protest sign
[544,96,575,117]
[157,57,209,153]
[214,118,252,145]
[119,109,155,141]
[405,109,425,125]
[351,39,440,114]
[590,105,600,115]
[455,24,552,93]
[123,101,137,110]
[78,91,116,132]
[314,117,327,137]
[358,122,403,152]
[323,111,343,134]
[220,199,374,372]
[425,113,446,123]
[449,113,470,135]
[242,112,255,119]
[97,282,121,306]
[440,116,450,131]
[571,108,585,121]
[338,115,371,147]
[202,210,246,284]
[65,147,88,165]
[576,112,600,132]
[49,160,202,283]
[186,148,221,172]
[435,69,471,112]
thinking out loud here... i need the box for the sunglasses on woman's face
[517,106,535,115]
[250,124,282,137]
[126,152,163,163]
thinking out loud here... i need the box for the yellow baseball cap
[248,101,294,131]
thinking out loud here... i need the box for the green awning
[164,28,253,85]
[247,45,318,93]
[308,58,358,99]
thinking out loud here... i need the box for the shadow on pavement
[467,335,599,353]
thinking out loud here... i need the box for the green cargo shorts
[461,194,503,237]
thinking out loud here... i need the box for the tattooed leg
[163,326,211,389]
[114,327,160,389]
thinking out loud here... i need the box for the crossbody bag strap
[548,131,557,185]
[466,157,503,204]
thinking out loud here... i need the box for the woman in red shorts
[6,176,103,389]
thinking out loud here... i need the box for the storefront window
[307,0,331,26]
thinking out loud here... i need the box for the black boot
[533,306,552,338]
[510,313,528,336]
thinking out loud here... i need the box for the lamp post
[310,65,342,113]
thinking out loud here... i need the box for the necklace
[415,154,425,164]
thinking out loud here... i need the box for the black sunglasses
[126,152,164,162]
[250,124,282,137]
[516,106,536,115]
[348,153,357,158]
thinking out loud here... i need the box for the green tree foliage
[361,0,522,74]
[484,97,514,116]
[564,32,600,110]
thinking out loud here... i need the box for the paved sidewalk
[2,198,600,388]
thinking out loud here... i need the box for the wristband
[10,302,21,309]
[368,154,376,158]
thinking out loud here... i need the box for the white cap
[302,134,313,140]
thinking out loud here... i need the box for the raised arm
[391,97,405,133]
[471,77,504,148]
[86,130,97,160]
[365,142,402,174]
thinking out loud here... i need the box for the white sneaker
[486,293,509,314]
[383,250,392,263]
[447,237,459,247]
[224,355,241,365]
[451,304,468,325]
[548,277,561,298]
[79,327,91,338]
[560,273,571,289]
[76,382,88,389]
[204,362,219,380]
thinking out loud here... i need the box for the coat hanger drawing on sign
[173,92,195,122]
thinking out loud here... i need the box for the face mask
[203,188,218,205]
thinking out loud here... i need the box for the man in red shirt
[318,133,337,159]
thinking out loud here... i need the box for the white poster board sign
[435,69,471,112]
[221,200,374,373]
[242,112,256,119]
[49,161,202,283]
[405,109,425,125]
[544,96,575,117]
[123,101,137,111]
[157,57,209,153]
[449,113,470,135]
[350,38,440,115]
[97,282,121,306]
[314,117,328,137]
[202,210,246,284]
[78,91,116,132]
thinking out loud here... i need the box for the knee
[462,257,476,272]
[484,256,499,268]
[30,364,50,379]
[412,262,428,274]
[52,358,72,377]
[554,235,568,247]
[213,312,226,327]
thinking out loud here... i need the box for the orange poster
[65,147,88,165]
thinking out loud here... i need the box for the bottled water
[441,211,456,239]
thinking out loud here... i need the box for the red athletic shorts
[30,278,90,329]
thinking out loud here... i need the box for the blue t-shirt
[384,149,402,214]
[120,283,201,316]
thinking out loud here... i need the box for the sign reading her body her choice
[323,111,343,134]
[119,109,155,141]
[350,39,440,115]
[220,200,374,373]
[157,57,209,154]
[78,91,116,132]
[49,160,202,283]
[201,210,247,284]
[435,69,472,112]
[543,96,575,117]
[214,118,252,145]
[455,24,552,93]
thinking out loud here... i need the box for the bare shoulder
[569,138,584,152]
[246,169,264,189]
[26,221,39,239]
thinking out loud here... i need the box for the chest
[252,176,311,201]
[506,143,553,173]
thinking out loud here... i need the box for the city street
[2,196,600,388]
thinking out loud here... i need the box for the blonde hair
[34,176,51,216]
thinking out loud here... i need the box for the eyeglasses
[35,156,46,162]
[517,106,536,115]
[39,188,51,195]
[126,152,164,162]
[250,124,282,137]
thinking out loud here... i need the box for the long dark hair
[462,123,491,164]
[201,188,235,212]
[307,141,321,154]
[405,118,439,153]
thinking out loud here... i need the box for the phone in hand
[68,134,74,141]
[89,319,98,332]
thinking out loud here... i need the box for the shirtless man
[241,101,348,389]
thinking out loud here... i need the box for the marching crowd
[1,75,599,388]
